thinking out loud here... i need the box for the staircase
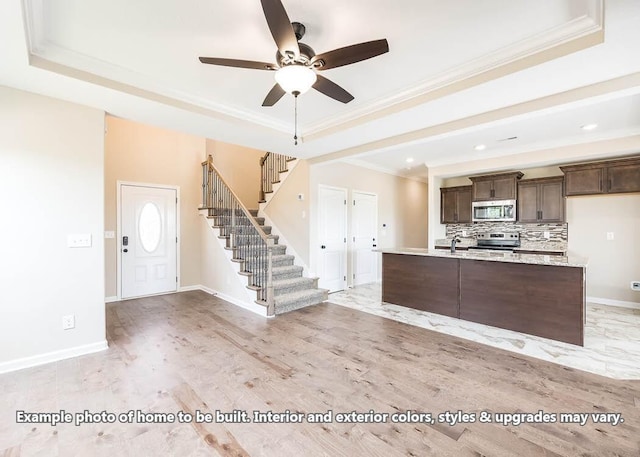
[200,154,327,316]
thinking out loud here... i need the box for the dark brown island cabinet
[517,176,565,223]
[560,156,640,196]
[382,253,586,346]
[469,171,524,201]
[440,186,472,223]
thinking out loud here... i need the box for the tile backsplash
[446,222,567,242]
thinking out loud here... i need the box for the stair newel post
[201,161,206,208]
[268,153,274,193]
[260,152,269,202]
[267,245,275,316]
[208,157,214,209]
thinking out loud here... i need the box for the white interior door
[318,186,347,293]
[121,185,177,299]
[352,191,378,285]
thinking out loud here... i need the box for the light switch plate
[606,232,615,241]
[67,234,92,248]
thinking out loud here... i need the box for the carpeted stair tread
[272,276,315,294]
[275,288,328,314]
[272,265,303,280]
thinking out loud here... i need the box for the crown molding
[22,0,604,146]
[22,0,292,134]
[308,71,640,166]
[303,7,604,140]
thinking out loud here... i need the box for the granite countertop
[378,247,588,268]
[434,238,567,253]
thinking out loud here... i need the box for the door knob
[373,244,377,247]
[321,245,326,249]
[123,249,128,253]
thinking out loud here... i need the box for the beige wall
[567,194,640,303]
[310,162,428,282]
[104,116,205,297]
[262,160,311,269]
[206,139,265,209]
[0,86,106,370]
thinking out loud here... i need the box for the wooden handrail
[205,155,273,246]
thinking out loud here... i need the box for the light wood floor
[1,291,639,456]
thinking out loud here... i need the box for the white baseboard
[199,285,215,295]
[587,296,640,310]
[105,296,119,303]
[0,340,109,374]
[178,285,202,292]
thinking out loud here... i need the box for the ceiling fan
[198,0,389,107]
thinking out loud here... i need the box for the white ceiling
[1,0,640,178]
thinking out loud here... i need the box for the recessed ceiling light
[581,123,598,131]
[406,157,414,163]
[474,144,486,151]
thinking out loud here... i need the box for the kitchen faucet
[450,237,461,253]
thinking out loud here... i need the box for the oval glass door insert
[139,202,162,252]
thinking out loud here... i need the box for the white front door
[121,185,177,299]
[318,186,347,293]
[352,191,378,285]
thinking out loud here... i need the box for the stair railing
[260,152,295,202]
[201,155,275,316]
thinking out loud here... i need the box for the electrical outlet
[632,281,640,291]
[606,232,615,241]
[543,231,550,239]
[62,314,75,330]
[462,230,468,237]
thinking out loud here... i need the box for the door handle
[373,244,377,247]
[321,245,326,249]
[123,249,128,253]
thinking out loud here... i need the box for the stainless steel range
[469,232,520,252]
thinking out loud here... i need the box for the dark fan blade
[199,57,277,71]
[262,84,286,106]
[312,75,354,103]
[311,39,389,70]
[260,0,300,59]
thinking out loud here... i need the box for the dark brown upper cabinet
[469,172,524,201]
[561,156,640,196]
[440,186,472,224]
[517,176,565,223]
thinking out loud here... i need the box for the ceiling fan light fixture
[275,64,317,94]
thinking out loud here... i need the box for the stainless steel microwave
[472,199,516,222]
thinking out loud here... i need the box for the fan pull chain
[293,90,300,146]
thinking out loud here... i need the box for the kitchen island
[380,248,587,346]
